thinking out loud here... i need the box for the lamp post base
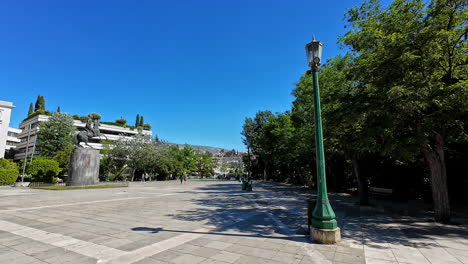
[310,227,341,244]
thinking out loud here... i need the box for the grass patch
[34,185,127,190]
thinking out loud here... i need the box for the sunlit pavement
[0,180,466,264]
[0,181,330,264]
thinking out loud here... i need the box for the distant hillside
[168,143,231,155]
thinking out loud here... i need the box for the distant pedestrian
[180,175,184,184]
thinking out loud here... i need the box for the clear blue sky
[0,0,386,151]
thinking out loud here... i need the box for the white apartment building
[0,100,20,158]
[14,114,152,161]
[6,127,21,152]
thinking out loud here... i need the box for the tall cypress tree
[135,114,140,127]
[34,95,41,111]
[40,96,46,110]
[28,103,33,116]
[57,106,61,113]
[140,116,144,127]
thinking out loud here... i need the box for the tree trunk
[352,155,369,205]
[263,166,267,181]
[422,134,450,223]
[131,169,135,182]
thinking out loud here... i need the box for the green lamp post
[305,37,341,243]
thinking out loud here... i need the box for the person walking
[180,175,184,184]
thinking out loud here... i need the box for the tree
[34,95,45,111]
[88,113,101,120]
[101,139,128,180]
[140,116,144,127]
[116,118,127,125]
[242,111,275,181]
[57,106,61,113]
[28,103,33,116]
[36,113,76,158]
[135,114,140,127]
[143,123,152,130]
[125,135,153,181]
[53,146,74,176]
[195,152,217,177]
[341,0,467,222]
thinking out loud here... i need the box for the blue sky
[0,0,387,151]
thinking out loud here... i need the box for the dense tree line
[242,0,467,223]
[101,136,218,181]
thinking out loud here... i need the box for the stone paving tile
[135,257,170,264]
[151,249,184,262]
[270,251,305,264]
[210,251,243,263]
[190,246,220,258]
[170,253,206,264]
[30,247,71,261]
[391,247,430,264]
[418,247,463,264]
[365,258,398,264]
[333,251,365,264]
[233,255,273,264]
[364,248,397,261]
[172,243,201,254]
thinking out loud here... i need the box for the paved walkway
[0,180,466,264]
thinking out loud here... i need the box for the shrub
[27,157,61,179]
[23,110,52,121]
[72,115,80,120]
[0,169,19,185]
[116,118,127,125]
[100,121,136,129]
[143,123,152,130]
[88,113,102,120]
[0,158,19,170]
[79,116,89,122]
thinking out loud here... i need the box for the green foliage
[36,112,76,158]
[0,169,19,185]
[24,110,52,121]
[0,158,19,170]
[100,121,136,129]
[242,0,467,221]
[79,116,89,122]
[57,106,61,113]
[34,95,45,111]
[115,118,127,125]
[195,151,217,176]
[135,114,140,127]
[26,157,61,181]
[101,139,128,181]
[143,123,152,130]
[53,146,74,175]
[28,103,33,116]
[72,115,80,120]
[140,116,144,127]
[88,113,102,120]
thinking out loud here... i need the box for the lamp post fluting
[305,37,340,243]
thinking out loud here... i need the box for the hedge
[0,169,19,185]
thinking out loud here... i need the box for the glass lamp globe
[305,40,323,66]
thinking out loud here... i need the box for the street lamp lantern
[305,39,323,69]
[305,36,341,244]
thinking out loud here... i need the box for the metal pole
[311,69,337,230]
[21,123,32,182]
[29,137,37,163]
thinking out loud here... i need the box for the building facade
[14,114,152,161]
[0,100,17,158]
[5,127,21,153]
